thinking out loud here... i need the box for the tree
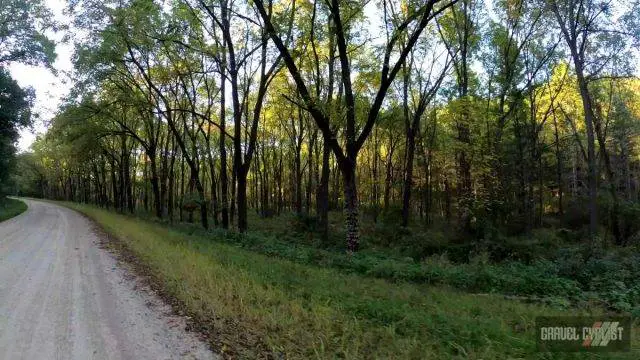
[549,0,639,241]
[254,0,458,251]
[399,46,450,227]
[437,0,479,233]
[0,70,33,194]
[192,0,287,232]
[0,0,56,66]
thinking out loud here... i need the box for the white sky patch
[11,0,74,152]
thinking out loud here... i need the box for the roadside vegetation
[0,198,27,223]
[168,212,640,316]
[61,201,639,359]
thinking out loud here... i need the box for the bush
[290,212,319,234]
[480,228,563,264]
[369,221,411,247]
[618,201,640,243]
[561,200,591,229]
[201,229,584,300]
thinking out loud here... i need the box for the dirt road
[0,199,217,360]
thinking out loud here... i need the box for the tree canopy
[0,0,56,66]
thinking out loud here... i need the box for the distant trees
[0,0,56,196]
[13,0,640,250]
[549,0,637,242]
[0,70,33,195]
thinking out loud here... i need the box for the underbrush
[147,214,640,315]
[58,201,638,359]
[0,197,27,222]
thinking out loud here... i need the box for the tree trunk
[196,181,209,230]
[110,159,119,210]
[383,139,395,211]
[402,127,416,227]
[295,144,303,214]
[230,165,236,225]
[168,148,176,224]
[342,163,359,253]
[595,112,622,244]
[317,138,331,241]
[219,64,229,229]
[237,167,248,232]
[372,128,379,223]
[552,111,564,215]
[149,150,162,219]
[575,68,598,240]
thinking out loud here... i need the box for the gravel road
[0,199,217,360]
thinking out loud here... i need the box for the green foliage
[118,209,587,303]
[290,212,319,235]
[10,153,44,197]
[0,70,33,195]
[138,209,640,315]
[616,201,640,244]
[0,197,27,222]
[0,0,56,66]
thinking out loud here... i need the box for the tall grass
[0,197,27,223]
[60,202,638,359]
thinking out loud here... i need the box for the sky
[11,0,74,152]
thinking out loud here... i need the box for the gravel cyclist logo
[582,321,624,348]
[536,317,631,352]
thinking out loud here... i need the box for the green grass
[58,201,639,359]
[133,212,640,315]
[0,197,27,222]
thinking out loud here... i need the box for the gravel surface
[0,199,218,360]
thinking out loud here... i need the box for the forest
[3,0,640,357]
[10,0,640,249]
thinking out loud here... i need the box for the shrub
[290,212,319,234]
[618,201,640,243]
[562,200,591,229]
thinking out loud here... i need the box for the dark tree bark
[199,0,283,232]
[552,109,564,215]
[317,139,331,241]
[595,107,622,244]
[219,56,229,229]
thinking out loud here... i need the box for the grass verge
[0,197,27,223]
[137,216,640,315]
[58,201,638,359]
